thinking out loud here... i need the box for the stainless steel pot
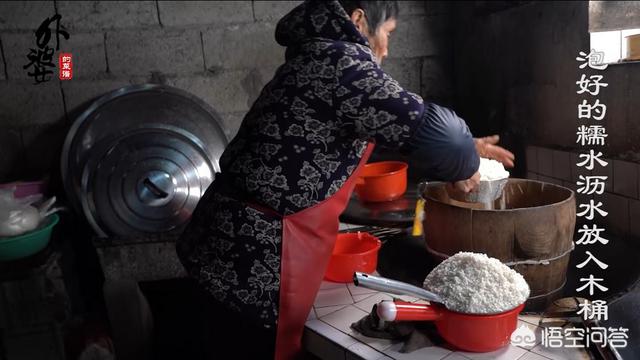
[61,84,229,237]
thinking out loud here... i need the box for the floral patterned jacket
[177,0,479,329]
[217,0,478,215]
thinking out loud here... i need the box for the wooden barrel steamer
[421,179,576,311]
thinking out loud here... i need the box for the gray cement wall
[452,1,640,179]
[0,1,454,183]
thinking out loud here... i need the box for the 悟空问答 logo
[510,325,536,347]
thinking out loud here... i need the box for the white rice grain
[423,252,530,314]
[479,158,510,181]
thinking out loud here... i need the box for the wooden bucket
[421,179,576,310]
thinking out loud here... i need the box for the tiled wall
[526,145,640,243]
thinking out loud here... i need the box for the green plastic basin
[0,214,59,261]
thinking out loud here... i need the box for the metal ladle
[353,272,445,305]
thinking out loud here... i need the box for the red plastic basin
[325,232,381,283]
[355,161,408,202]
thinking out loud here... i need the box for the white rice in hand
[478,158,510,181]
[423,252,530,314]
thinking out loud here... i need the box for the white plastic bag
[0,187,57,237]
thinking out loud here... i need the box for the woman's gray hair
[338,0,399,35]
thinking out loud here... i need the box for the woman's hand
[474,135,515,168]
[451,171,481,193]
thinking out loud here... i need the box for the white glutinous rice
[423,252,530,314]
[479,158,510,181]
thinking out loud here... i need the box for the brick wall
[0,1,454,183]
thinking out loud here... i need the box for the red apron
[274,142,374,359]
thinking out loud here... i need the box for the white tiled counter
[303,278,592,360]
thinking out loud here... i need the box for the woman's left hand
[474,135,515,168]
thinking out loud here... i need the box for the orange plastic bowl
[325,232,381,283]
[355,161,408,202]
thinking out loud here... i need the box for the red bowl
[355,161,408,202]
[325,232,381,283]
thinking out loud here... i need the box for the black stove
[340,182,419,228]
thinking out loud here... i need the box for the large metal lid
[61,84,229,237]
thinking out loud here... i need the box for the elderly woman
[177,1,514,359]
